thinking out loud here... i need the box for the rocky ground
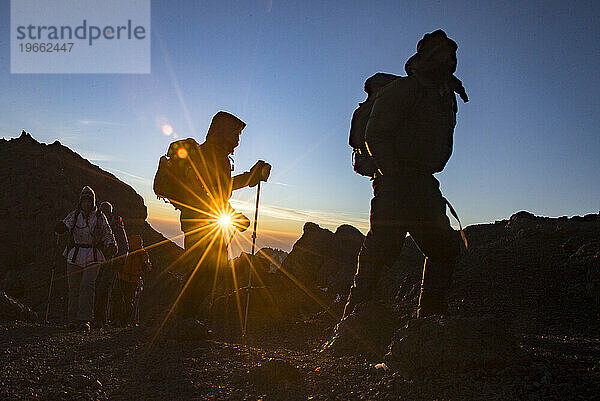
[1,314,599,400]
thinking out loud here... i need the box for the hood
[99,201,113,216]
[404,29,468,103]
[205,111,246,143]
[79,186,96,209]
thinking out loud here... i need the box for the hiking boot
[416,290,448,318]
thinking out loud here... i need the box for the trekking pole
[242,181,261,345]
[45,235,59,323]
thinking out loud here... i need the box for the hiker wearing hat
[340,30,469,328]
[94,201,129,326]
[54,186,117,331]
[153,111,271,319]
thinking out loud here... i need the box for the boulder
[321,301,399,358]
[384,315,527,376]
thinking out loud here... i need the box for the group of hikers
[53,29,469,337]
[54,188,151,331]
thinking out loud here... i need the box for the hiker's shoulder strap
[444,198,468,250]
[65,209,81,230]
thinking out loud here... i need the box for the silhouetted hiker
[154,111,271,319]
[94,201,129,327]
[112,234,151,326]
[339,30,469,330]
[54,186,117,332]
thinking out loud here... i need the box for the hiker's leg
[110,279,120,323]
[106,263,118,322]
[178,224,214,319]
[133,282,143,324]
[67,263,83,323]
[122,281,136,323]
[343,176,404,318]
[77,264,100,322]
[112,278,126,324]
[407,175,461,317]
[94,263,109,322]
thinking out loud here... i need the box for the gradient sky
[1,0,599,255]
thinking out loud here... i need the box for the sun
[218,213,233,228]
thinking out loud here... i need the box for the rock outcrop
[281,223,364,299]
[323,210,600,359]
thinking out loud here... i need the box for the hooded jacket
[100,201,129,259]
[365,30,467,175]
[170,112,249,223]
[62,186,116,267]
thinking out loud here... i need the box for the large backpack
[349,73,399,177]
[153,138,200,208]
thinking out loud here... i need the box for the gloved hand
[54,220,68,235]
[233,212,250,232]
[248,160,271,187]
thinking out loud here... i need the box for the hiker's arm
[232,171,252,190]
[55,221,68,235]
[114,218,129,257]
[365,79,416,175]
[232,161,271,190]
[99,214,117,257]
[57,211,76,236]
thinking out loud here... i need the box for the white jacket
[62,208,115,267]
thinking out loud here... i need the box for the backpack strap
[68,209,104,264]
[444,198,468,250]
[67,210,81,262]
[92,209,107,263]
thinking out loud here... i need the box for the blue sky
[1,0,599,254]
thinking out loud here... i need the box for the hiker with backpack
[154,111,271,319]
[54,186,117,331]
[94,201,129,327]
[338,30,469,331]
[111,234,151,326]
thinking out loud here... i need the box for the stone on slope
[321,300,399,358]
[384,315,527,376]
[0,291,38,322]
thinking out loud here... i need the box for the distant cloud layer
[78,119,127,126]
[230,199,369,231]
